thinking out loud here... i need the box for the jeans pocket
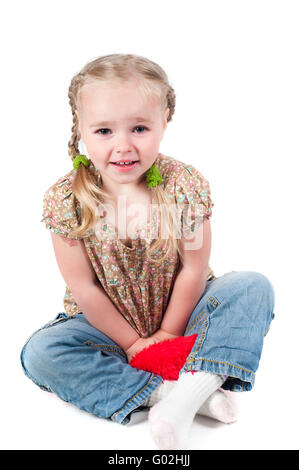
[84,340,127,359]
[206,294,222,313]
[184,308,210,354]
[45,312,70,327]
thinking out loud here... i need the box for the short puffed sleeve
[174,163,214,237]
[40,174,82,240]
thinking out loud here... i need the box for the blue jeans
[20,270,275,425]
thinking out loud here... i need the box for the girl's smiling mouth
[110,161,139,171]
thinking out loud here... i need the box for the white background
[1,0,298,450]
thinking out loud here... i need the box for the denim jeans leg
[181,271,275,391]
[20,312,163,425]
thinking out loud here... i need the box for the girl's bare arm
[159,218,212,336]
[50,232,140,351]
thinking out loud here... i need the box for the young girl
[20,53,275,450]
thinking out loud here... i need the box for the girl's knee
[241,270,275,333]
[244,271,275,306]
[224,270,275,306]
[230,270,274,301]
[222,270,275,333]
[20,328,58,386]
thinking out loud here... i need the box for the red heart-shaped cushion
[129,334,198,380]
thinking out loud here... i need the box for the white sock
[144,381,238,424]
[198,388,239,424]
[143,380,177,408]
[148,371,225,450]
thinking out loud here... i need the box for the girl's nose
[115,133,132,153]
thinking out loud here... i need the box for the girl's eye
[134,126,148,133]
[97,128,110,135]
[96,126,148,135]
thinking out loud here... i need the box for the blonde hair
[67,53,181,262]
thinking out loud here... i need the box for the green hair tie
[73,154,91,170]
[145,164,163,188]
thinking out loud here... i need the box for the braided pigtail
[67,74,111,239]
[67,75,83,159]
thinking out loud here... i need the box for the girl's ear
[165,107,170,122]
[162,108,170,133]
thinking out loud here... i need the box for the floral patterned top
[41,153,216,338]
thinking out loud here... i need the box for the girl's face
[76,79,169,195]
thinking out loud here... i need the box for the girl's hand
[151,328,179,343]
[125,329,179,363]
[125,337,161,363]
